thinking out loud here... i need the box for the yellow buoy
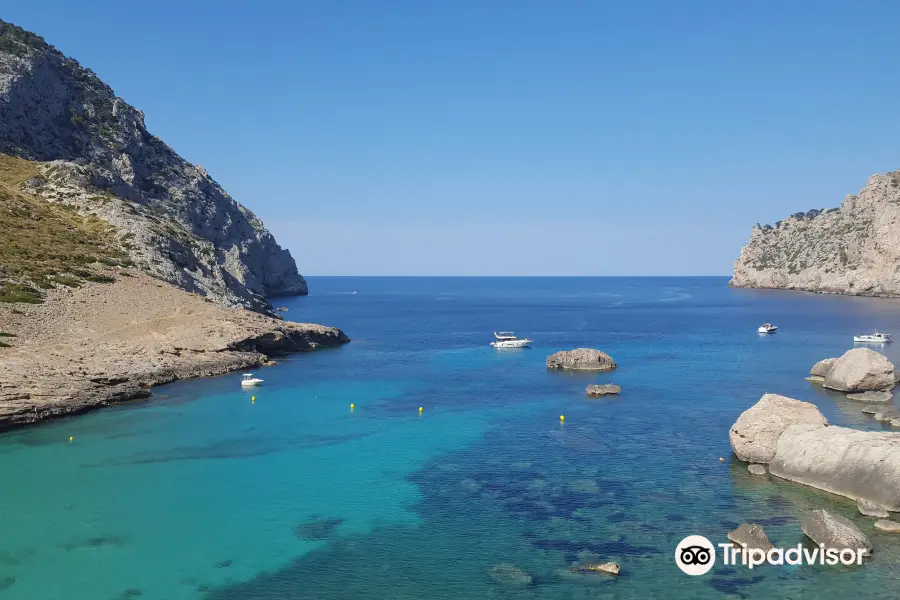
[559,415,565,423]
[251,396,256,403]
[418,406,424,413]
[350,403,355,410]
[69,436,74,442]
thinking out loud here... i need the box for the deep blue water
[3,276,900,599]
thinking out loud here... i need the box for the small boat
[240,373,264,387]
[758,323,778,334]
[490,331,533,348]
[854,332,893,344]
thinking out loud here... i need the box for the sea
[3,276,900,600]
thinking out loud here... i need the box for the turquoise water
[4,277,900,599]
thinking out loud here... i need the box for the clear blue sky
[6,1,900,275]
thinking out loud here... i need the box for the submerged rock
[874,519,900,533]
[570,561,620,576]
[858,498,890,519]
[861,405,880,415]
[489,564,533,587]
[770,424,900,511]
[546,349,617,371]
[748,464,767,476]
[729,393,828,463]
[727,523,774,552]
[824,348,896,393]
[293,517,344,541]
[847,391,893,403]
[585,384,621,396]
[801,509,872,552]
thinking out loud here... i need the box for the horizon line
[302,274,734,278]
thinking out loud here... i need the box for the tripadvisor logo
[675,535,716,575]
[674,535,869,575]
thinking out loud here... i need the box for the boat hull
[854,336,891,343]
[491,340,532,349]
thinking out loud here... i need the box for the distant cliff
[731,170,900,297]
[0,19,305,312]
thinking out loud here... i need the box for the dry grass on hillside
[0,154,130,303]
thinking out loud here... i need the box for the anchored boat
[240,373,264,387]
[854,332,893,344]
[490,331,533,349]
[757,323,778,334]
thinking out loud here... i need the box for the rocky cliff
[0,20,306,312]
[731,170,900,296]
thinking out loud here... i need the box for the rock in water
[0,19,306,312]
[811,358,838,379]
[858,498,890,519]
[729,394,828,463]
[801,509,872,553]
[769,424,900,511]
[874,520,900,533]
[861,405,880,415]
[847,391,893,403]
[748,464,767,476]
[585,384,621,396]
[730,171,900,297]
[489,564,533,587]
[824,349,896,393]
[546,349,617,371]
[873,409,900,423]
[728,523,774,552]
[569,562,620,576]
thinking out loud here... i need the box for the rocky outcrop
[769,424,900,511]
[823,348,895,393]
[748,464,767,476]
[547,349,617,371]
[810,358,838,380]
[801,510,872,553]
[0,20,306,312]
[727,523,774,552]
[569,562,620,576]
[585,383,621,396]
[731,170,900,297]
[729,393,828,463]
[847,391,893,403]
[858,498,890,519]
[874,520,900,533]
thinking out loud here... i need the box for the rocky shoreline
[0,274,349,431]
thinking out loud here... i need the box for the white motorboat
[490,331,532,349]
[758,323,778,334]
[854,332,893,344]
[240,373,264,387]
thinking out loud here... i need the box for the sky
[6,1,900,275]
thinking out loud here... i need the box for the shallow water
[3,276,900,599]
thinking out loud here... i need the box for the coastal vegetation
[0,154,128,302]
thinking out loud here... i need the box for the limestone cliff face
[731,171,900,296]
[0,20,306,311]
